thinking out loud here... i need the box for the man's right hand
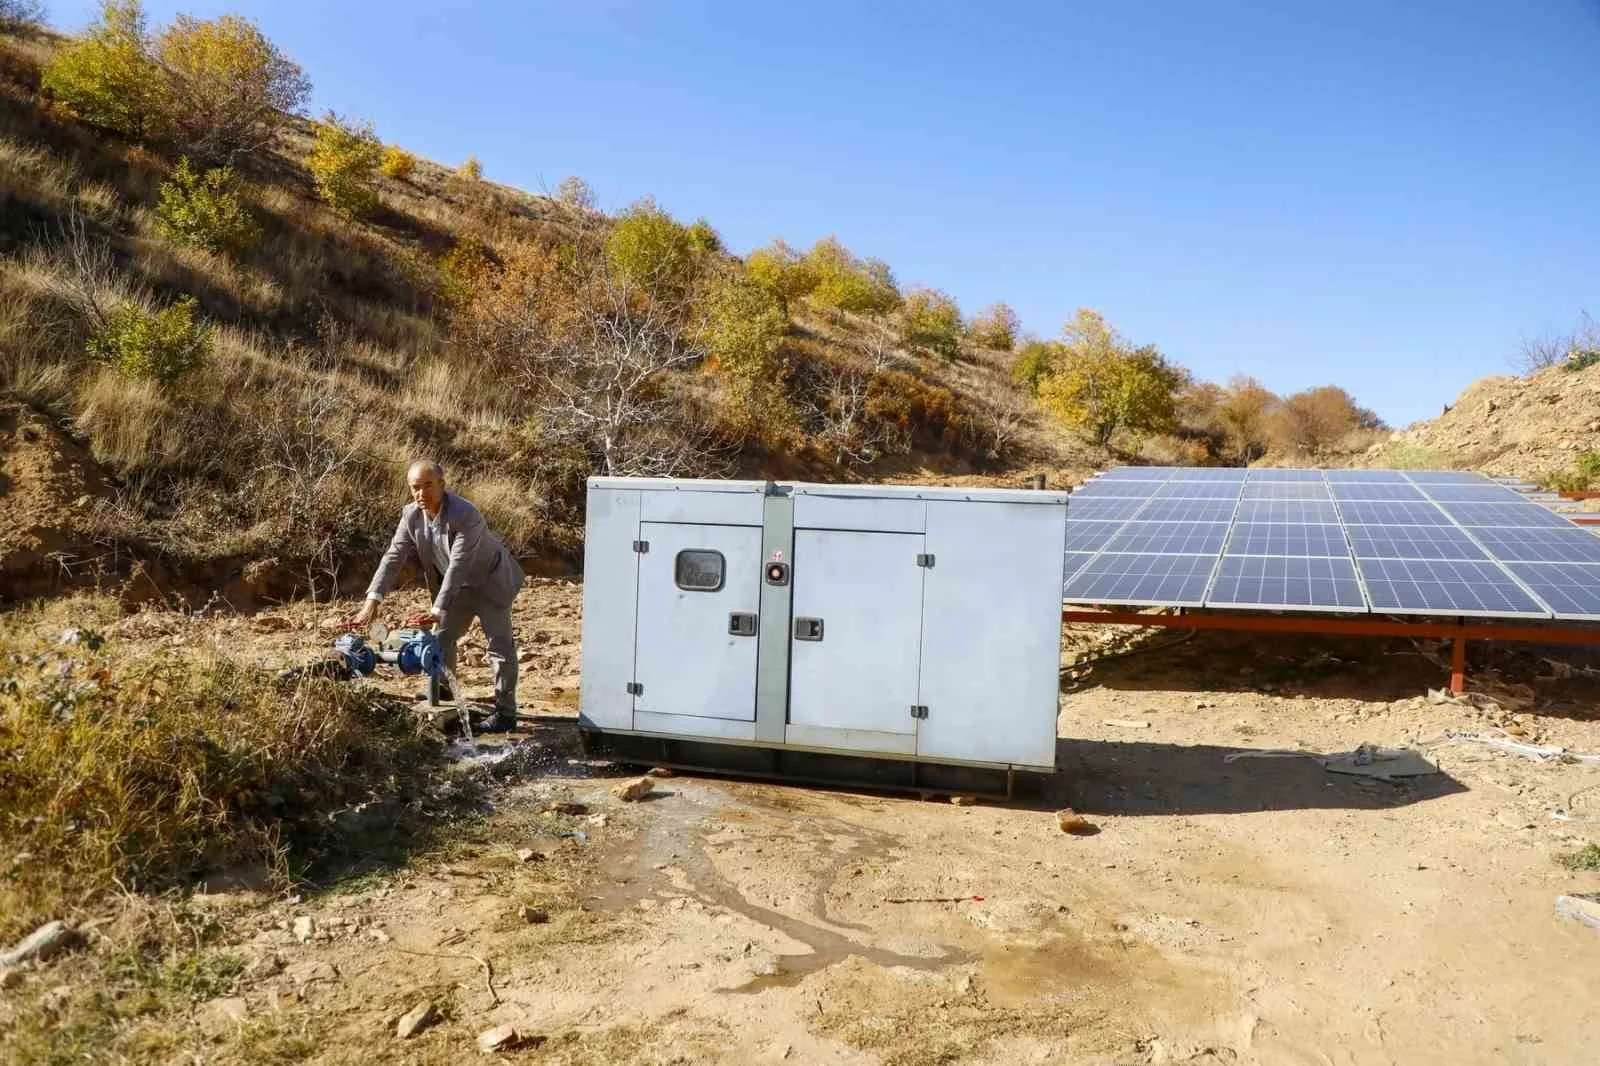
[339,599,379,631]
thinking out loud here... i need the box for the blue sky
[51,1,1600,427]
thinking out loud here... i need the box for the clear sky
[49,1,1600,427]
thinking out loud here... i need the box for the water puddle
[591,786,973,993]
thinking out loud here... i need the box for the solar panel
[1102,521,1229,555]
[1208,556,1366,611]
[1137,498,1239,522]
[1503,563,1600,620]
[1241,482,1331,500]
[1235,499,1339,523]
[1062,552,1096,583]
[1065,520,1127,553]
[1155,482,1243,499]
[1224,522,1349,557]
[1404,471,1493,484]
[1346,524,1489,561]
[1164,467,1246,480]
[1070,479,1163,498]
[1338,501,1453,526]
[1442,502,1580,528]
[1064,498,1148,521]
[1061,553,1216,606]
[1324,469,1409,482]
[1357,559,1548,617]
[1096,467,1175,480]
[1420,485,1526,503]
[1328,483,1427,502]
[1245,468,1326,482]
[1469,527,1600,565]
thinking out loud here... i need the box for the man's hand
[403,610,440,629]
[338,599,380,631]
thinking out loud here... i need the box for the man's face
[409,467,445,516]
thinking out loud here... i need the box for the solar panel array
[1063,467,1600,621]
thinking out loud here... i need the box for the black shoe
[414,685,454,702]
[481,708,517,732]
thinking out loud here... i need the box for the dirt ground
[15,578,1600,1065]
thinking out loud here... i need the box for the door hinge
[626,682,643,696]
[915,553,935,568]
[632,540,649,554]
[910,704,929,719]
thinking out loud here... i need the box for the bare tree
[802,335,898,466]
[0,1,46,33]
[1517,312,1599,375]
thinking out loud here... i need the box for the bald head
[407,459,446,516]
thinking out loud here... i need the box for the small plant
[88,295,212,385]
[1543,450,1600,493]
[40,0,166,137]
[306,112,383,217]
[155,157,258,253]
[1555,844,1600,872]
[379,144,417,181]
[458,154,483,180]
[1562,348,1600,373]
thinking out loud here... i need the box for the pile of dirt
[1366,360,1600,481]
[0,403,110,601]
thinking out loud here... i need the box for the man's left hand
[403,610,440,629]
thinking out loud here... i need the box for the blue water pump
[330,625,448,704]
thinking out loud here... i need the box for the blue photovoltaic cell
[1245,468,1326,482]
[1469,527,1600,565]
[1404,471,1494,484]
[1097,467,1176,480]
[1064,521,1127,553]
[1164,467,1246,480]
[1419,485,1525,503]
[1102,522,1229,555]
[1070,479,1163,498]
[1357,559,1548,617]
[1235,499,1339,524]
[1241,482,1331,500]
[1324,469,1409,482]
[1062,552,1096,583]
[1224,523,1349,557]
[1137,498,1239,522]
[1156,482,1243,499]
[1328,483,1427,502]
[1062,553,1216,606]
[1346,524,1488,561]
[1065,498,1148,521]
[1503,563,1600,619]
[1338,501,1452,526]
[1443,502,1580,528]
[1208,556,1366,611]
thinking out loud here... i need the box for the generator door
[632,522,763,722]
[787,529,923,738]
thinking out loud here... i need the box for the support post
[1450,637,1467,695]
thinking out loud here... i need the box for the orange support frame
[1061,609,1600,695]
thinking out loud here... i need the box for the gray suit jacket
[366,493,525,614]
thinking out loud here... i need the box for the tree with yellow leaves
[1037,308,1184,445]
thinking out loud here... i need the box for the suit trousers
[436,589,518,713]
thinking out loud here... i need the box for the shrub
[379,144,417,181]
[154,156,258,254]
[606,196,696,293]
[152,13,310,164]
[1543,450,1600,493]
[695,270,788,387]
[1011,339,1059,395]
[40,0,165,138]
[746,239,817,308]
[1037,309,1184,444]
[865,368,968,452]
[87,295,211,385]
[805,236,900,315]
[1563,348,1600,373]
[0,0,45,32]
[1271,385,1382,457]
[438,236,494,309]
[899,286,963,360]
[306,112,382,217]
[687,218,723,255]
[1556,844,1600,871]
[458,154,483,180]
[555,174,596,210]
[1217,374,1278,463]
[968,302,1019,350]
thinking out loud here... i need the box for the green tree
[41,1,164,138]
[687,218,723,255]
[306,112,383,218]
[1037,309,1183,444]
[899,287,964,359]
[968,302,1020,350]
[745,239,816,308]
[152,13,310,164]
[804,236,899,315]
[605,197,697,293]
[694,270,790,423]
[88,296,212,386]
[1011,339,1060,395]
[155,156,258,254]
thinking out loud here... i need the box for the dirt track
[60,580,1600,1063]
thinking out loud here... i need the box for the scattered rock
[477,1024,542,1053]
[197,996,249,1032]
[1103,718,1151,729]
[515,848,542,864]
[543,801,588,816]
[517,904,549,925]
[292,916,316,944]
[646,766,675,778]
[1057,808,1096,835]
[243,954,283,981]
[956,973,977,996]
[396,1001,440,1039]
[0,921,78,968]
[0,967,22,990]
[368,929,391,945]
[586,813,609,828]
[750,955,783,978]
[950,795,978,806]
[612,777,655,802]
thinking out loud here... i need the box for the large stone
[477,1024,543,1053]
[612,777,654,802]
[396,1001,440,1039]
[0,921,78,968]
[292,916,316,943]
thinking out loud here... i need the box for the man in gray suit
[344,459,526,730]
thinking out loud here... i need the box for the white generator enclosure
[579,478,1070,784]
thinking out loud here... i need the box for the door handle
[793,617,824,641]
[728,612,758,636]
